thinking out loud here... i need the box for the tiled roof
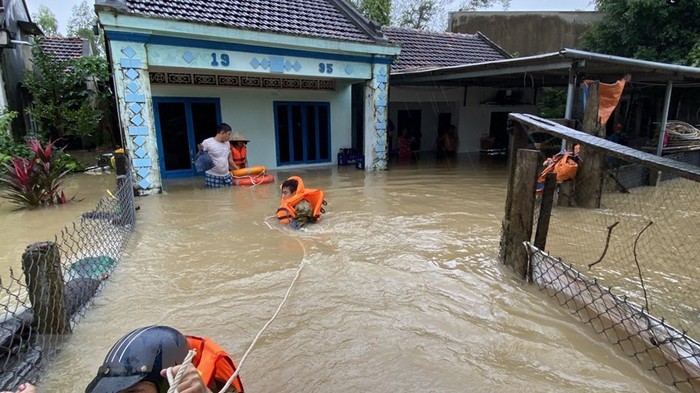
[123,0,380,43]
[40,37,85,62]
[383,27,510,73]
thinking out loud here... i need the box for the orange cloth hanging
[585,78,627,126]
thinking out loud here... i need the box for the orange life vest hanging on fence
[230,145,247,168]
[186,335,245,393]
[535,151,579,195]
[276,176,326,225]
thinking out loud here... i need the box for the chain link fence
[502,114,700,392]
[0,154,136,391]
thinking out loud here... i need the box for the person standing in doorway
[397,128,412,162]
[229,131,249,170]
[437,124,458,158]
[409,127,422,156]
[200,123,235,188]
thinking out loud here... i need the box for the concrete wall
[449,11,602,57]
[1,0,36,136]
[151,82,353,171]
[389,86,537,153]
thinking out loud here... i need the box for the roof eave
[558,48,700,77]
[97,12,401,57]
[95,0,129,13]
[327,0,391,44]
[475,31,512,59]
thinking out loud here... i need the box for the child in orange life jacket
[229,131,249,170]
[277,176,326,229]
[281,179,313,229]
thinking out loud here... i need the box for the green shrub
[0,139,73,208]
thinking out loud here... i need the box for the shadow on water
[14,153,674,392]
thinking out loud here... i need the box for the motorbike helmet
[85,325,190,393]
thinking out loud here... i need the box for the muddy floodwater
[2,155,674,392]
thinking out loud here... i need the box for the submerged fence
[501,113,700,392]
[0,153,136,391]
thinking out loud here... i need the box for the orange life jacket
[276,176,326,225]
[230,145,247,168]
[441,133,456,151]
[186,335,244,393]
[536,151,579,195]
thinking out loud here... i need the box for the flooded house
[96,0,400,194]
[97,0,554,197]
[97,0,700,197]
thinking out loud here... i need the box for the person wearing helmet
[85,325,211,393]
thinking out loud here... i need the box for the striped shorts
[204,173,233,188]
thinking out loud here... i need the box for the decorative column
[363,62,390,171]
[110,41,161,195]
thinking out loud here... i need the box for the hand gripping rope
[166,349,196,393]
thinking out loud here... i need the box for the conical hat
[229,131,249,142]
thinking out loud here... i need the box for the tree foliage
[33,5,60,36]
[394,0,510,30]
[67,0,105,56]
[23,41,112,145]
[537,88,567,119]
[399,0,437,29]
[461,0,511,11]
[351,0,391,26]
[349,0,510,30]
[581,0,700,64]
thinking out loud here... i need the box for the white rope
[232,172,270,189]
[666,120,700,141]
[166,349,197,393]
[264,217,274,229]
[217,223,308,393]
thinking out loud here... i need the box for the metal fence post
[115,151,128,187]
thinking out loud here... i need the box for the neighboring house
[391,48,700,156]
[96,0,400,195]
[39,36,92,61]
[449,11,602,57]
[0,0,42,137]
[384,28,538,154]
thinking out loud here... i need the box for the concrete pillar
[363,62,390,171]
[22,242,70,335]
[109,41,161,195]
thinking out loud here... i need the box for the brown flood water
[3,155,674,392]
[0,170,118,275]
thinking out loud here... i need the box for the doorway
[153,97,221,178]
[489,112,510,150]
[274,101,331,166]
[398,110,422,151]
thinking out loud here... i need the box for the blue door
[274,102,331,166]
[153,97,221,178]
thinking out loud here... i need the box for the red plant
[28,138,52,162]
[0,139,72,208]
